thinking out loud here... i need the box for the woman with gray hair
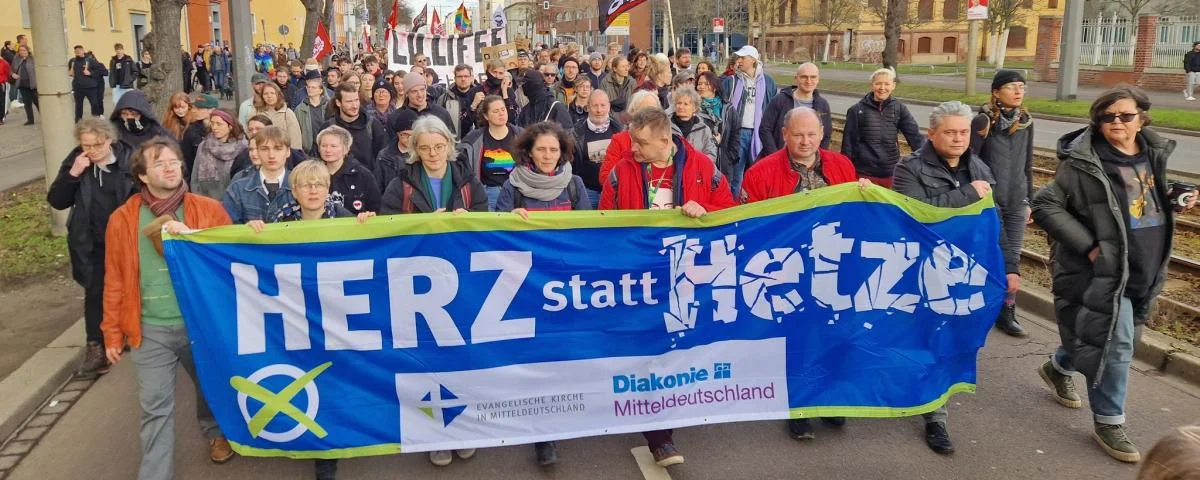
[315,124,380,214]
[841,67,923,188]
[668,87,718,161]
[380,116,488,215]
[47,117,138,378]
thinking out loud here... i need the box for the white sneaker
[455,448,476,459]
[429,450,452,466]
[10,100,22,109]
[1188,96,1197,101]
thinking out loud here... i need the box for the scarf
[672,114,699,135]
[418,166,454,210]
[140,182,188,220]
[986,103,1032,133]
[587,116,610,133]
[729,65,766,158]
[561,75,576,89]
[194,136,248,182]
[509,162,573,202]
[486,72,504,89]
[701,96,723,119]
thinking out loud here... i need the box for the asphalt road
[9,309,1200,480]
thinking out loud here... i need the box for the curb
[1017,287,1200,385]
[0,318,84,443]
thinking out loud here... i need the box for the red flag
[599,0,649,33]
[430,8,444,35]
[313,21,333,60]
[385,0,400,43]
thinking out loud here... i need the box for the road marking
[630,446,673,480]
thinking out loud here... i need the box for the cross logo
[231,362,332,443]
[420,385,468,427]
[714,363,732,379]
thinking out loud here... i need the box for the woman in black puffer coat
[840,68,923,188]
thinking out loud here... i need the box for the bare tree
[746,0,778,52]
[983,0,1033,69]
[860,0,910,68]
[814,0,861,61]
[300,0,325,63]
[143,0,188,111]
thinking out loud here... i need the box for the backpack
[400,180,473,213]
[513,180,580,209]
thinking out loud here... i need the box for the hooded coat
[109,90,172,149]
[516,79,573,130]
[1031,127,1176,388]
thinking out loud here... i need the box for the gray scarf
[194,137,248,182]
[508,162,573,202]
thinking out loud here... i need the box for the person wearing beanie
[365,81,397,125]
[553,57,583,106]
[239,72,274,128]
[390,71,456,139]
[971,69,1034,338]
[1184,41,1200,101]
[295,70,330,155]
[584,51,607,88]
[375,109,419,192]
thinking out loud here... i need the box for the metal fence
[1153,16,1200,68]
[1079,14,1134,66]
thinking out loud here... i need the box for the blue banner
[163,184,1005,458]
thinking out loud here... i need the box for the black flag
[413,4,429,31]
[598,0,648,33]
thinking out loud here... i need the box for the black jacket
[373,142,411,193]
[1185,50,1200,73]
[380,160,489,214]
[478,79,520,124]
[46,141,138,286]
[69,54,107,90]
[439,84,481,139]
[572,116,623,191]
[516,80,572,130]
[324,113,389,174]
[841,93,924,178]
[970,108,1035,275]
[329,157,382,214]
[109,90,173,150]
[758,87,833,156]
[180,120,210,178]
[390,104,456,137]
[1031,127,1176,388]
[893,142,996,209]
[109,54,138,88]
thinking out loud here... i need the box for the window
[942,36,957,53]
[108,0,115,29]
[898,38,907,54]
[918,0,934,20]
[917,36,932,53]
[78,0,87,27]
[791,0,800,23]
[943,0,959,19]
[1007,26,1028,48]
[1021,0,1033,7]
[787,40,794,56]
[1047,0,1058,7]
[777,1,787,24]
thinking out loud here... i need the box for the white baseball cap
[733,45,760,61]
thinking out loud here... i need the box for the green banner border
[167,183,995,246]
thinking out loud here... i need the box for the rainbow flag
[454,2,471,33]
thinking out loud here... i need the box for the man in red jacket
[743,107,865,202]
[743,106,869,440]
[598,108,735,468]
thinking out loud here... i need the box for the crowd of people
[38,38,1198,480]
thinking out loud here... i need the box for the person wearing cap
[239,72,273,128]
[191,108,248,199]
[182,93,220,178]
[375,109,418,193]
[295,70,330,155]
[718,44,777,200]
[110,89,173,149]
[391,72,457,139]
[365,81,398,125]
[840,67,923,188]
[970,70,1035,338]
[324,83,389,174]
[584,52,607,90]
[1184,42,1200,101]
[760,62,832,158]
[440,63,484,141]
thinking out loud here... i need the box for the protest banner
[481,43,519,70]
[164,184,1005,459]
[387,27,506,80]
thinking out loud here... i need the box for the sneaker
[209,436,235,463]
[994,304,1028,337]
[788,418,815,440]
[454,448,475,460]
[75,342,110,379]
[534,441,557,466]
[821,416,847,427]
[1038,360,1082,408]
[1188,97,1197,101]
[924,422,955,455]
[429,450,452,466]
[1092,423,1141,463]
[652,442,684,467]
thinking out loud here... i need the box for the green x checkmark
[230,361,333,439]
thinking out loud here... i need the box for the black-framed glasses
[1100,112,1138,124]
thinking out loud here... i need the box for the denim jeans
[1051,296,1135,425]
[485,185,502,212]
[586,188,601,210]
[731,128,754,200]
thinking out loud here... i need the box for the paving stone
[0,440,32,456]
[15,426,48,442]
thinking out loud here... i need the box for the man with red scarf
[598,108,735,467]
[101,138,235,479]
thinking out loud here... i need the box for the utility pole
[230,0,255,108]
[966,19,979,96]
[29,0,72,235]
[1056,0,1083,100]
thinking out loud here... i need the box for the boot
[75,341,110,379]
[994,304,1027,337]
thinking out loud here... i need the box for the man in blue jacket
[759,62,832,158]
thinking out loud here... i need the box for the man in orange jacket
[101,137,235,479]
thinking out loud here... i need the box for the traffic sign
[712,17,725,34]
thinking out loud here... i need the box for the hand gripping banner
[163,184,1005,459]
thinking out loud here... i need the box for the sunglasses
[1099,112,1139,124]
[543,72,558,78]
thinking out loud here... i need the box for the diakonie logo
[613,363,732,393]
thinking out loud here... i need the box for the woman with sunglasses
[1032,85,1195,464]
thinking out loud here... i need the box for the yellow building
[249,0,309,49]
[0,0,194,59]
[758,0,1065,64]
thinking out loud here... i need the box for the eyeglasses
[79,142,108,151]
[148,159,183,171]
[1099,112,1139,124]
[1000,84,1026,92]
[295,182,329,191]
[417,144,448,154]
